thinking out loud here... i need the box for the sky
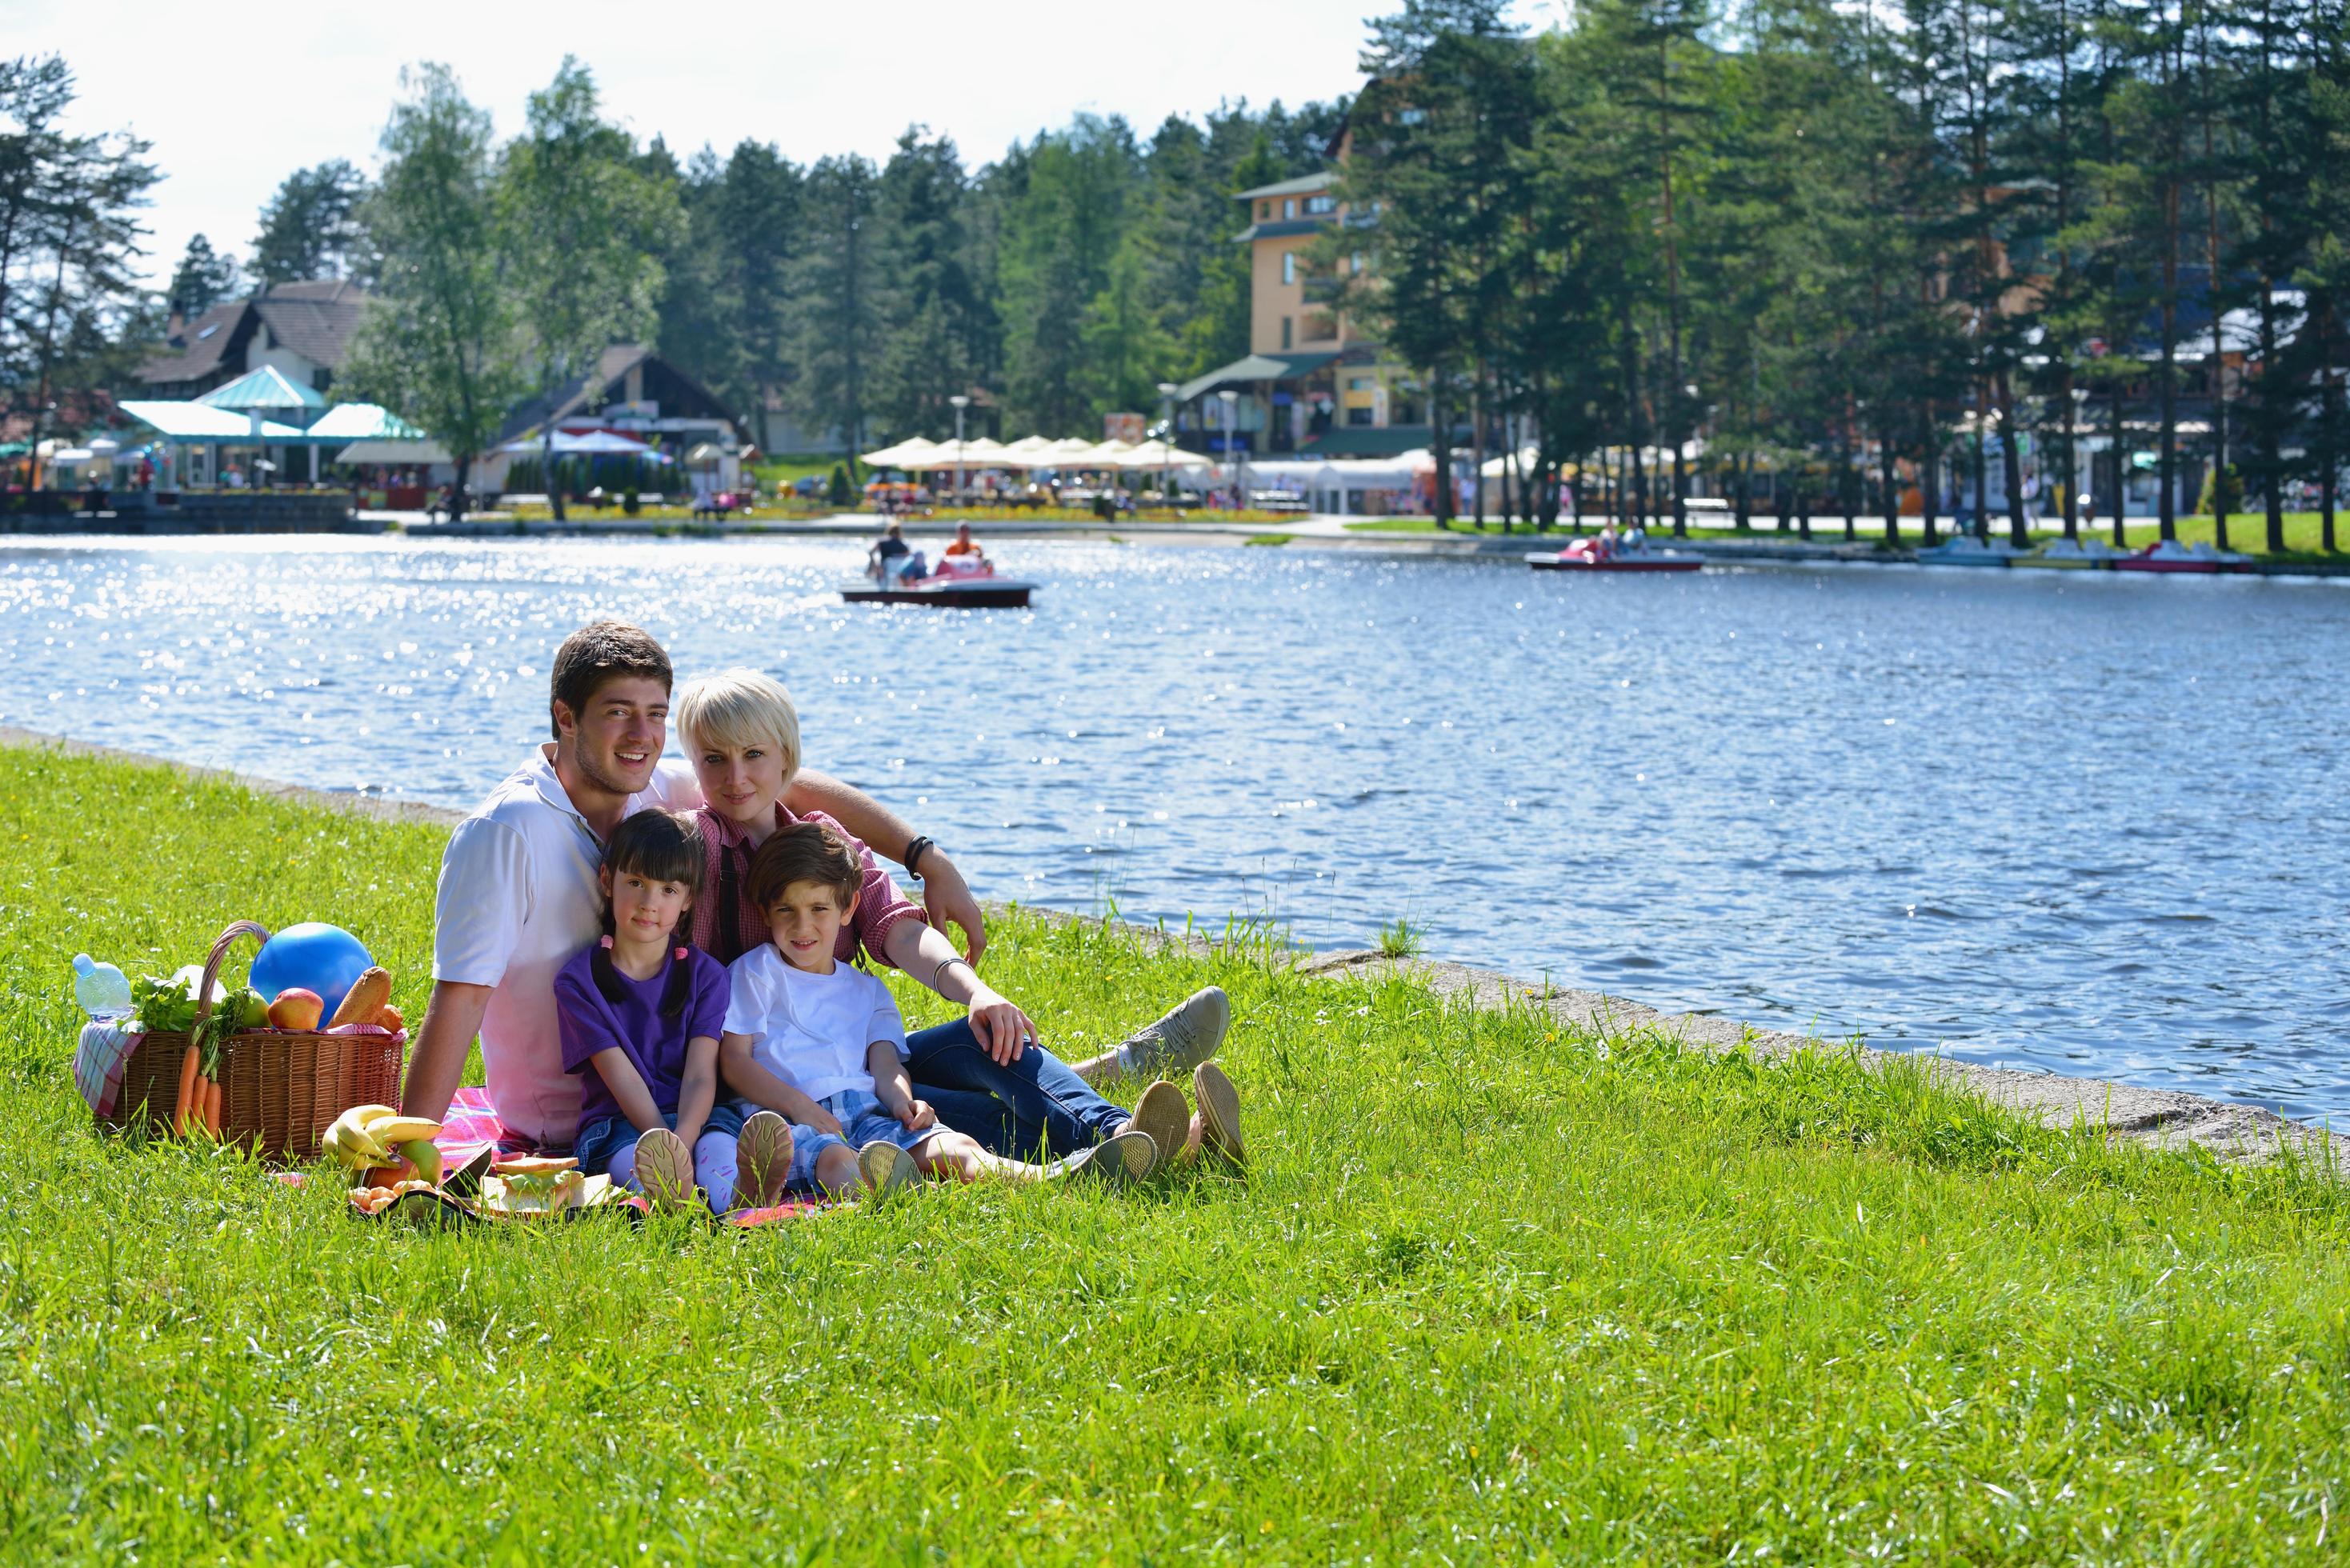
[8,0,1560,290]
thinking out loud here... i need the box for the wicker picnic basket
[102,919,406,1162]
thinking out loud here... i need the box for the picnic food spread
[74,920,408,1162]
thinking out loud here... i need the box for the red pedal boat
[2109,539,2249,574]
[843,553,1037,608]
[1527,536,1703,573]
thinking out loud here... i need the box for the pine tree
[166,234,239,319]
[794,154,883,458]
[251,160,371,286]
[871,130,986,439]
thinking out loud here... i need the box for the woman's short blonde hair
[675,668,802,787]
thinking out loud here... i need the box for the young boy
[719,822,1156,1193]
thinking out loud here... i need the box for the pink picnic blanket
[430,1088,829,1227]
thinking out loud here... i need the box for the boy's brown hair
[549,620,672,739]
[747,822,862,912]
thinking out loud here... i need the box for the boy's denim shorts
[781,1089,935,1187]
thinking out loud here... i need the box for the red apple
[267,988,323,1030]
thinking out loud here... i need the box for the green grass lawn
[749,454,855,491]
[2,742,2346,1562]
[1346,511,2348,559]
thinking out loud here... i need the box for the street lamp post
[949,394,969,509]
[1216,389,1240,510]
[1156,380,1178,510]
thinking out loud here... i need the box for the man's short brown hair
[549,620,672,739]
[747,822,862,912]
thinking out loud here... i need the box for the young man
[405,620,1225,1152]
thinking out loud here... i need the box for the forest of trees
[1347,0,2348,545]
[4,0,2346,543]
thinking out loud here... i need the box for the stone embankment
[5,723,2332,1169]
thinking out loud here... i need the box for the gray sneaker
[1045,1129,1159,1188]
[1105,986,1231,1082]
[859,1140,919,1199]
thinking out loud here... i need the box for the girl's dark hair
[747,822,862,914]
[595,809,706,1018]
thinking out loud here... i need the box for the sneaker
[1192,1062,1245,1168]
[632,1127,699,1214]
[1123,1080,1190,1166]
[1111,986,1231,1081]
[733,1111,793,1210]
[859,1140,919,1198]
[1047,1127,1158,1187]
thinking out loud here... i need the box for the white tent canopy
[994,435,1058,466]
[860,437,943,469]
[500,429,656,456]
[1113,439,1191,470]
[308,402,426,442]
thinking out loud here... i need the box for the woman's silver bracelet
[933,954,970,991]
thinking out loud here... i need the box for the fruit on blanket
[366,1115,441,1146]
[329,966,392,1028]
[267,988,323,1030]
[322,1103,396,1165]
[250,923,372,1023]
[395,1138,443,1186]
[359,1158,418,1187]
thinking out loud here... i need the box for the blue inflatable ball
[250,922,374,1022]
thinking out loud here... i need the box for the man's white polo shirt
[431,744,700,1147]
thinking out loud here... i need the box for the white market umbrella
[1071,439,1140,467]
[994,435,1058,467]
[500,429,654,456]
[860,437,942,470]
[1042,438,1099,465]
[1114,439,1191,470]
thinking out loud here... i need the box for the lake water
[3,534,2344,1120]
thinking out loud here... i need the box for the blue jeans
[905,1020,1132,1158]
[573,1104,747,1216]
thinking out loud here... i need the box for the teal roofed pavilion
[306,402,425,442]
[198,365,327,412]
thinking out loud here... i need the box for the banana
[324,1107,390,1165]
[366,1116,443,1146]
[349,1105,399,1130]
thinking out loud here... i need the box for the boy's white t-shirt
[722,942,907,1103]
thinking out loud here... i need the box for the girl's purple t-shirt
[553,943,731,1128]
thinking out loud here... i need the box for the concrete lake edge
[6,723,2333,1169]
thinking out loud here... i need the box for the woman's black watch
[904,836,935,880]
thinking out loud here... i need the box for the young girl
[721,822,1156,1192]
[554,809,746,1214]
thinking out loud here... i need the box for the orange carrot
[203,1078,222,1139]
[172,1044,201,1136]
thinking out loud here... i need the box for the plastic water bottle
[72,954,133,1020]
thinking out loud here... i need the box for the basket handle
[190,920,273,1031]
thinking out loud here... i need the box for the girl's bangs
[605,811,705,891]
